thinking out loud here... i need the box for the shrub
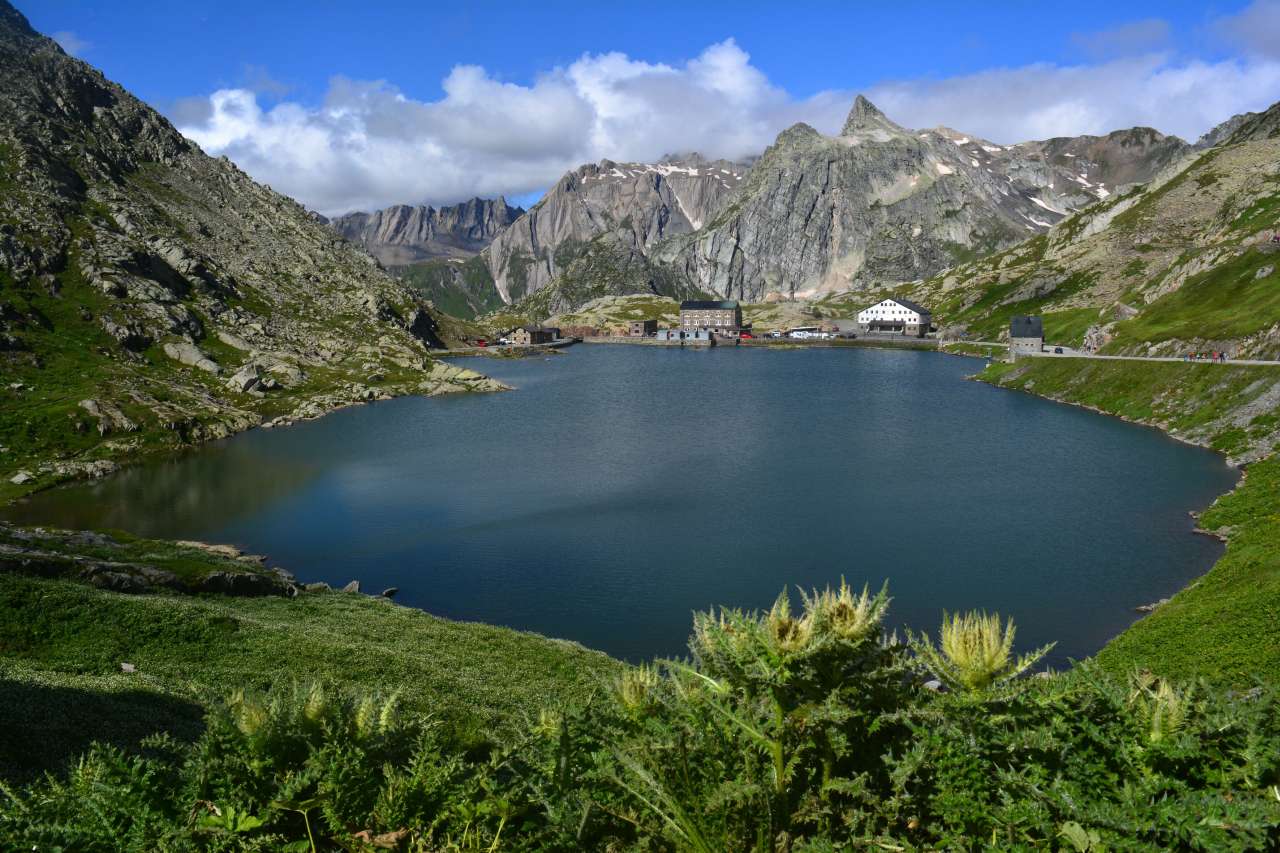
[3,582,1279,850]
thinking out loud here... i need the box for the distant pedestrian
[1271,230,1280,243]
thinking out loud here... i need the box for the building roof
[1010,315,1044,338]
[680,300,740,310]
[875,296,930,315]
[517,325,551,332]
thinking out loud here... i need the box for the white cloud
[862,54,1280,144]
[175,29,1280,216]
[52,30,88,56]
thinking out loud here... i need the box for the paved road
[1029,347,1280,367]
[940,340,1280,367]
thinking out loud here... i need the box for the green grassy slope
[394,256,506,321]
[0,570,617,781]
[898,138,1280,357]
[979,358,1280,683]
[1095,455,1280,683]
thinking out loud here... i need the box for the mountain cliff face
[0,1,495,491]
[482,154,747,303]
[328,197,524,267]
[1223,100,1280,145]
[656,96,1192,301]
[899,98,1280,385]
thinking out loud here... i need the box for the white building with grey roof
[856,298,932,337]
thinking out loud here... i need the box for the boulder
[9,471,34,485]
[163,341,220,375]
[79,399,138,436]
[380,587,399,599]
[225,363,262,393]
[84,569,148,593]
[199,571,289,597]
[304,581,332,593]
[342,579,361,593]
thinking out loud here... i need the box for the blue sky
[18,1,1280,214]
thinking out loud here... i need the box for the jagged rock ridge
[328,197,525,267]
[656,96,1193,301]
[482,153,748,304]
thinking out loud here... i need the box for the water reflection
[5,346,1237,664]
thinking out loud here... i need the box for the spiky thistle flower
[228,689,268,737]
[616,663,662,714]
[1129,672,1190,744]
[302,683,329,724]
[378,692,401,733]
[803,579,889,643]
[764,590,813,655]
[354,694,378,739]
[534,708,563,739]
[911,611,1053,694]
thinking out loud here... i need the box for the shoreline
[2,360,509,506]
[3,340,1263,679]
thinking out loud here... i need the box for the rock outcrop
[328,197,524,267]
[482,153,748,304]
[656,96,1192,300]
[0,0,490,487]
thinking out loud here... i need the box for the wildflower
[911,611,1053,693]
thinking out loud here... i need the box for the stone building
[656,328,714,343]
[629,319,657,337]
[856,297,932,337]
[510,326,556,346]
[680,300,742,332]
[1009,315,1044,355]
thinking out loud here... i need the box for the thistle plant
[802,579,889,644]
[911,611,1053,694]
[1129,672,1191,744]
[616,663,662,714]
[764,590,813,655]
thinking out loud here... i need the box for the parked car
[475,339,488,347]
[740,332,754,339]
[1054,346,1063,354]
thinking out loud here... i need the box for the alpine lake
[4,345,1238,665]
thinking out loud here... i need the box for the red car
[474,339,488,347]
[740,332,754,339]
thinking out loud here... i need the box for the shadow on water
[2,445,322,538]
[0,678,205,783]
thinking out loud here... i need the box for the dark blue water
[4,346,1236,663]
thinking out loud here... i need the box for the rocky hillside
[482,153,747,304]
[327,197,524,267]
[0,2,497,496]
[655,96,1190,301]
[899,98,1280,362]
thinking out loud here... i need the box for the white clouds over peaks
[175,25,1280,216]
[863,54,1280,145]
[177,39,833,216]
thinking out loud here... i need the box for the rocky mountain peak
[775,122,823,145]
[0,0,36,40]
[840,95,900,136]
[328,197,524,266]
[1223,100,1280,145]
